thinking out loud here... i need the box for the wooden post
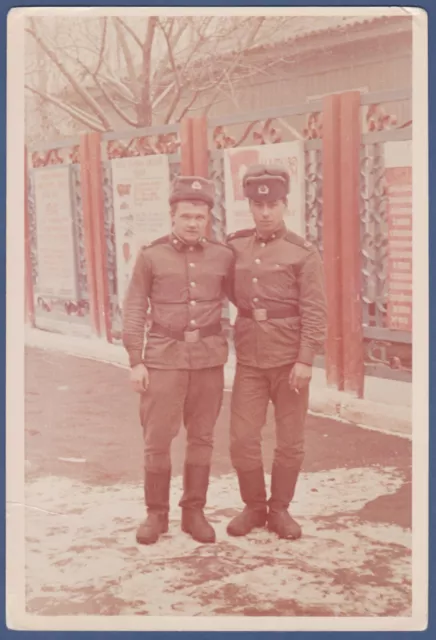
[180,118,194,175]
[338,91,365,398]
[322,95,343,390]
[191,117,209,177]
[79,134,100,336]
[87,132,112,343]
[24,146,35,327]
[191,116,212,237]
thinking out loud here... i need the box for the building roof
[167,14,412,90]
[204,15,411,61]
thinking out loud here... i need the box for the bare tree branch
[152,80,176,110]
[113,17,140,100]
[171,61,244,123]
[202,17,267,117]
[137,16,157,126]
[166,17,175,39]
[74,58,138,128]
[162,85,183,124]
[175,89,203,123]
[95,81,138,128]
[243,16,266,49]
[94,17,108,77]
[25,84,106,132]
[151,18,191,86]
[115,17,143,50]
[157,18,180,90]
[160,18,215,122]
[98,71,138,104]
[26,24,113,130]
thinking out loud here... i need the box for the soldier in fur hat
[226,164,327,540]
[123,176,233,546]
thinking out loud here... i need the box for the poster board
[111,154,171,306]
[385,140,412,332]
[33,166,78,301]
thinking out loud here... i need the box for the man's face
[249,198,287,236]
[172,200,209,243]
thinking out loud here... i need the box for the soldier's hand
[289,363,312,391]
[130,364,149,393]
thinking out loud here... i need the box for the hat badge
[258,184,269,195]
[191,180,202,190]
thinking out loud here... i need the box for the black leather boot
[227,468,268,537]
[136,469,171,545]
[179,464,216,543]
[267,464,302,540]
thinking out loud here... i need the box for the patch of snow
[24,467,411,616]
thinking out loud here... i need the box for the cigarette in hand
[294,388,300,395]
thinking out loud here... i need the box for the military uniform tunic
[123,233,233,370]
[122,233,234,472]
[227,224,326,368]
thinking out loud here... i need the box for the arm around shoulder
[122,248,153,367]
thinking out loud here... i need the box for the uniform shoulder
[206,237,234,253]
[284,230,314,251]
[140,235,170,252]
[226,228,256,243]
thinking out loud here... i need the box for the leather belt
[149,322,222,343]
[238,307,298,321]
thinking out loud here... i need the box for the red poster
[228,148,260,201]
[385,162,412,332]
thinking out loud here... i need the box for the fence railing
[359,88,412,381]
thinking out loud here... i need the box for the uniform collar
[255,223,287,243]
[170,232,207,252]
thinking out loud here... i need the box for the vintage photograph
[6,5,428,632]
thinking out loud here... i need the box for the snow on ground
[25,466,411,617]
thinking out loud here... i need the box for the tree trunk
[137,17,157,127]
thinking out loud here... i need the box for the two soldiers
[122,165,326,546]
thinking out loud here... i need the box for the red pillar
[180,118,194,175]
[87,132,112,343]
[79,135,100,336]
[322,95,343,390]
[338,91,365,398]
[191,117,209,177]
[191,116,212,236]
[24,146,35,327]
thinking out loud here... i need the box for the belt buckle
[184,329,200,343]
[253,308,268,322]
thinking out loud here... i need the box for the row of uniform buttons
[171,239,200,326]
[188,252,197,326]
[255,234,275,260]
[252,243,264,306]
[251,235,276,306]
[252,257,261,305]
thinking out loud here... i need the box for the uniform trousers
[139,366,224,473]
[230,363,309,473]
